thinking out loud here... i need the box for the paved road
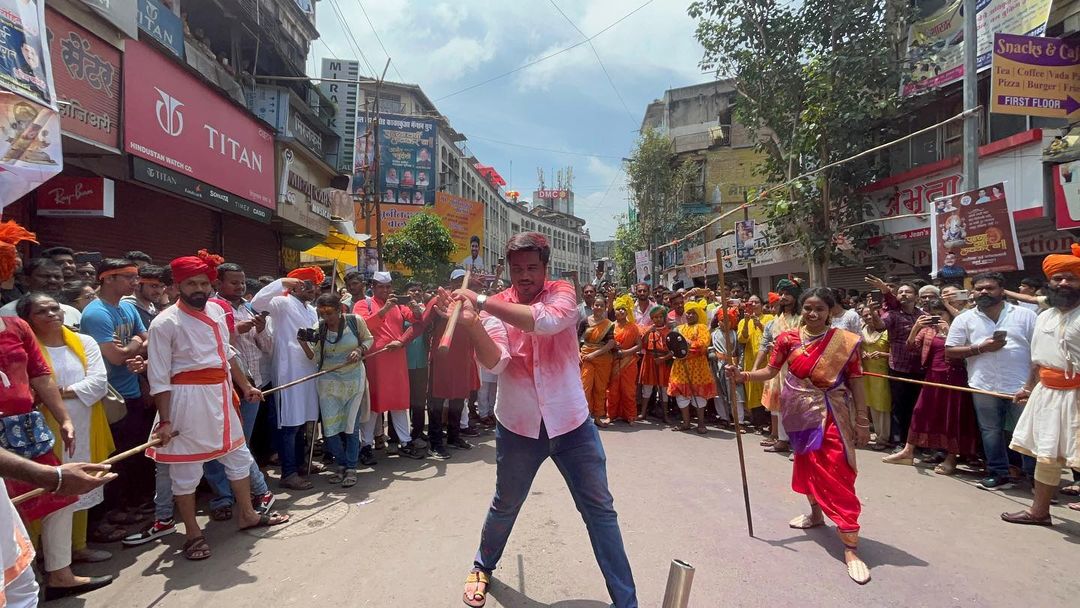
[56,419,1079,607]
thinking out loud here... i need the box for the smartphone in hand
[992,330,1007,342]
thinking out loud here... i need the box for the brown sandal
[183,536,211,560]
[1000,510,1052,526]
[463,569,489,607]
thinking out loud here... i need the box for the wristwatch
[476,294,488,312]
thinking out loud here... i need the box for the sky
[308,0,709,241]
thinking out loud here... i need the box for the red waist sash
[1038,367,1080,390]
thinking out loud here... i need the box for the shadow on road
[757,527,929,571]
[487,576,611,608]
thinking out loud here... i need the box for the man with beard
[41,246,77,280]
[578,283,597,322]
[866,277,925,449]
[251,268,322,490]
[0,258,81,328]
[632,282,654,329]
[946,272,1037,491]
[1003,246,1080,524]
[148,253,288,561]
[448,233,637,608]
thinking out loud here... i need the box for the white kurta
[251,279,318,427]
[45,334,108,510]
[145,301,246,463]
[1010,306,1080,468]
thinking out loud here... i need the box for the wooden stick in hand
[438,268,472,354]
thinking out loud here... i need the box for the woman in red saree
[606,295,642,424]
[728,288,872,584]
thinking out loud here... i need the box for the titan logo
[154,87,184,137]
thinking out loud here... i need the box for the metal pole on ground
[661,559,695,608]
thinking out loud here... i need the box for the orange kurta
[580,317,614,418]
[639,325,671,388]
[606,321,641,422]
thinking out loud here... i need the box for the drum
[666,330,689,359]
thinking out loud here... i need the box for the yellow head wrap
[614,293,634,314]
[683,299,707,325]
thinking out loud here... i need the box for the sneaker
[459,426,481,437]
[450,437,473,450]
[121,519,176,546]
[386,442,399,456]
[374,435,386,450]
[251,491,275,515]
[978,476,1016,491]
[359,447,377,467]
[428,446,451,460]
[399,442,427,460]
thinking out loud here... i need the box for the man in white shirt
[631,282,654,329]
[945,271,1037,491]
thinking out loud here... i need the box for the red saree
[769,328,864,532]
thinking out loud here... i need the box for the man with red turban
[1003,244,1080,526]
[251,269,320,489]
[148,253,289,560]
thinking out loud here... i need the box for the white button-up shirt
[480,280,588,439]
[945,302,1037,394]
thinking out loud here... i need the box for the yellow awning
[303,229,367,266]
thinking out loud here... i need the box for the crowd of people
[0,216,1077,603]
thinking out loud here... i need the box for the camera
[296,328,319,343]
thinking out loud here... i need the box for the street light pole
[962,0,979,190]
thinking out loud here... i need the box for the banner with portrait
[735,219,756,260]
[355,112,436,206]
[0,0,56,108]
[634,250,650,284]
[929,181,1023,279]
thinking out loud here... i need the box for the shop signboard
[137,0,184,59]
[79,0,139,39]
[124,40,274,210]
[132,156,270,222]
[355,112,436,205]
[901,0,1052,97]
[35,174,114,217]
[45,9,120,149]
[991,33,1080,120]
[929,181,1023,276]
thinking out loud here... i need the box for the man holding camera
[354,271,429,463]
[945,272,1036,491]
[251,268,322,490]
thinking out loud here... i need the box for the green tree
[690,0,909,282]
[612,214,644,287]
[381,212,455,285]
[624,128,702,282]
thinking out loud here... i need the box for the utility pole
[962,0,979,190]
[373,59,390,271]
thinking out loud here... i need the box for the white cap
[372,271,392,284]
[450,268,466,280]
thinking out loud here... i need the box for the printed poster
[634,249,650,284]
[434,192,485,270]
[901,0,1052,97]
[0,93,61,208]
[355,112,436,206]
[735,219,756,260]
[929,181,1023,277]
[0,0,55,108]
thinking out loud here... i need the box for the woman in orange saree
[606,295,642,424]
[729,288,872,584]
[579,294,615,427]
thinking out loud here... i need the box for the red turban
[0,220,36,282]
[714,306,739,329]
[767,292,780,306]
[171,249,223,284]
[1043,243,1080,278]
[288,266,325,285]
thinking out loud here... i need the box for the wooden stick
[438,268,472,354]
[716,247,754,538]
[862,372,1014,400]
[262,346,389,397]
[12,432,178,506]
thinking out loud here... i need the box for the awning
[303,226,370,267]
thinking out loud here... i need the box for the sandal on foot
[696,426,708,435]
[934,462,956,475]
[759,438,777,447]
[210,506,232,522]
[280,474,313,491]
[1000,510,1052,526]
[882,454,914,465]
[789,514,825,529]
[1061,484,1080,497]
[240,512,290,530]
[183,536,211,561]
[463,569,489,607]
[90,523,128,543]
[846,556,871,584]
[342,470,358,488]
[764,442,789,453]
[328,470,344,484]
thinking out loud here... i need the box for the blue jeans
[971,394,1031,478]
[274,424,307,478]
[324,429,361,469]
[474,420,637,608]
[204,399,269,509]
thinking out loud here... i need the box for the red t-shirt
[0,317,51,416]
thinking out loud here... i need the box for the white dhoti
[1010,381,1080,470]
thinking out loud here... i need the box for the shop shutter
[222,214,281,278]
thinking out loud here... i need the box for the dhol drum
[666,330,690,359]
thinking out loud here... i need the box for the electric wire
[354,0,406,82]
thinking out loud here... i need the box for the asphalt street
[51,419,1079,607]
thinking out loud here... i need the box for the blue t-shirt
[80,299,147,398]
